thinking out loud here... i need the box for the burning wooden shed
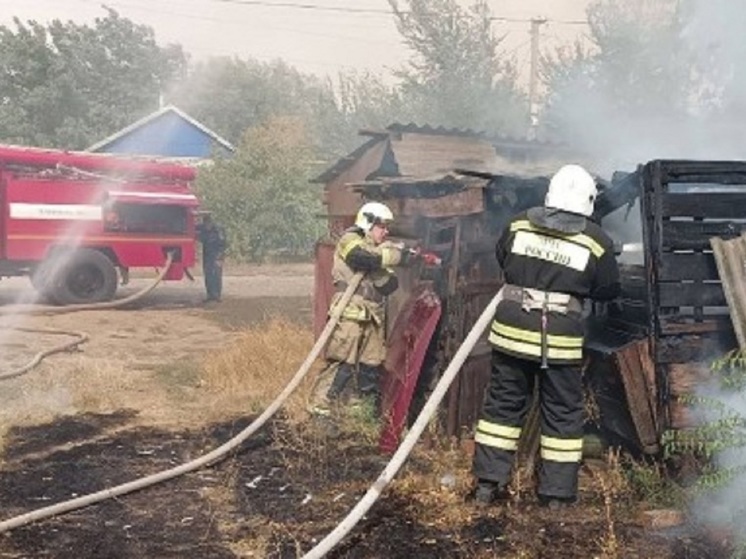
[312,124,583,442]
[586,160,746,453]
[313,125,746,455]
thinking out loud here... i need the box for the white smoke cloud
[543,0,746,176]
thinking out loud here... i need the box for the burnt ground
[0,410,729,559]
[0,264,733,558]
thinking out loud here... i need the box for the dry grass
[0,357,142,430]
[199,317,318,423]
[593,449,628,559]
[584,385,602,425]
[396,437,478,528]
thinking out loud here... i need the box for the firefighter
[310,201,410,418]
[196,213,227,303]
[472,164,620,507]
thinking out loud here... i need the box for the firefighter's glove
[407,247,442,267]
[380,242,406,267]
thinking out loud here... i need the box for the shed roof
[313,122,571,184]
[86,105,235,156]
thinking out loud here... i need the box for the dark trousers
[472,350,584,499]
[203,259,223,300]
[327,362,382,415]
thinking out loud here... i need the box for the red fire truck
[0,144,200,304]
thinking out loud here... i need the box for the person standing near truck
[472,164,620,508]
[196,213,227,303]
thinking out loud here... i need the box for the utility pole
[527,17,547,139]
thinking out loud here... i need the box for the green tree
[167,58,405,161]
[316,70,413,158]
[539,0,695,151]
[195,116,324,261]
[0,7,186,148]
[388,0,527,136]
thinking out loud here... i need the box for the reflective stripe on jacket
[490,209,619,365]
[329,227,397,323]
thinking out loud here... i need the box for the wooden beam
[659,252,719,281]
[662,193,746,219]
[711,234,746,350]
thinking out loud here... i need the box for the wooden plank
[659,252,719,281]
[660,315,733,335]
[661,220,745,250]
[662,193,746,219]
[667,362,713,398]
[656,332,737,363]
[663,163,746,182]
[669,399,696,430]
[613,338,659,453]
[457,353,491,435]
[711,234,746,350]
[397,186,484,218]
[585,355,641,451]
[659,282,726,307]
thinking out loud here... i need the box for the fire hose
[0,272,364,533]
[0,251,176,316]
[0,252,177,382]
[0,327,89,382]
[301,286,503,559]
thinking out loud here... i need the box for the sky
[0,0,592,89]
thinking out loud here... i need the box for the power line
[211,0,393,15]
[102,0,398,45]
[209,0,591,25]
[491,16,588,25]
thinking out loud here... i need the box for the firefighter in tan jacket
[311,201,409,417]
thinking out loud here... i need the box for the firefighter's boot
[356,364,382,418]
[327,362,355,400]
[472,480,508,506]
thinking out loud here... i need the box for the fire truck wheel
[52,249,118,305]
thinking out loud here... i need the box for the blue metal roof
[86,105,235,159]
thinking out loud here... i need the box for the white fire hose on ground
[0,252,176,382]
[0,251,176,317]
[0,327,89,382]
[0,273,364,533]
[301,286,503,559]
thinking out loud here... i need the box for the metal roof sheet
[86,105,235,155]
[312,122,572,186]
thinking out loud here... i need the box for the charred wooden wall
[641,161,744,430]
[586,161,746,452]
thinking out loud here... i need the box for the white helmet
[545,164,598,217]
[355,201,394,232]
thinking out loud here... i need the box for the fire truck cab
[0,144,199,305]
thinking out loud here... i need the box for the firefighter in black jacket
[196,213,227,302]
[472,164,620,507]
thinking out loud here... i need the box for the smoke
[542,0,746,176]
[681,0,746,113]
[540,0,746,546]
[685,375,746,545]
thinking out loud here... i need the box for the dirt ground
[0,264,730,558]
